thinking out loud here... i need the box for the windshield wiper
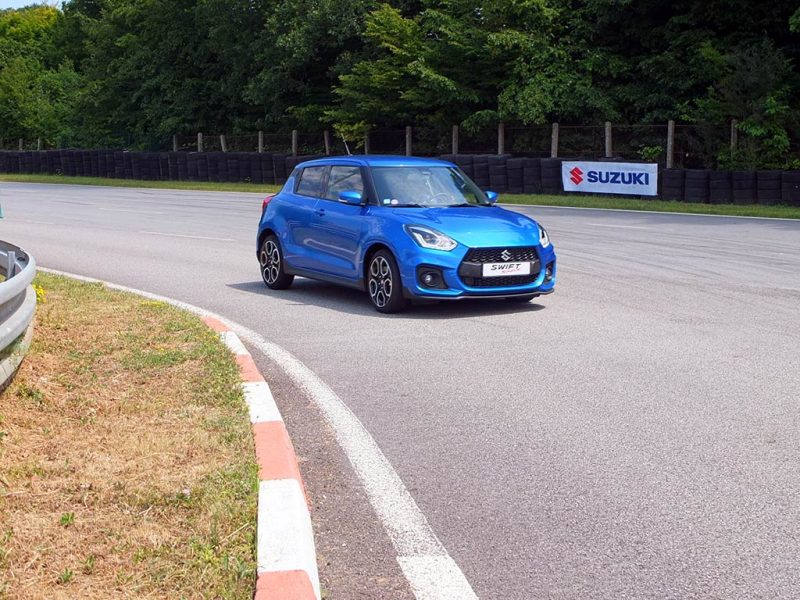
[447,203,480,207]
[389,203,426,208]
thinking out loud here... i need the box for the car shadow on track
[227,279,547,319]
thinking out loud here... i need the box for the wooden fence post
[220,134,228,152]
[172,134,178,152]
[604,121,612,158]
[364,128,370,155]
[666,120,675,169]
[730,119,738,152]
[37,138,42,151]
[291,130,298,157]
[405,126,412,156]
[550,123,559,158]
[197,132,203,152]
[258,130,264,153]
[452,125,459,155]
[323,130,331,155]
[497,122,505,155]
[18,139,23,151]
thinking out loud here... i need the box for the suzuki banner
[561,161,659,196]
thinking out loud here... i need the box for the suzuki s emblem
[501,249,511,261]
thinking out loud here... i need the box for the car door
[281,165,328,270]
[306,164,367,280]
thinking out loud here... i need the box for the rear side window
[296,166,326,197]
[325,166,365,201]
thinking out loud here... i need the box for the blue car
[256,156,556,313]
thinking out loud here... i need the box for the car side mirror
[485,190,498,204]
[338,190,363,205]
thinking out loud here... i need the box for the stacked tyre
[260,153,275,185]
[506,158,525,194]
[732,171,756,205]
[247,153,263,184]
[273,154,288,184]
[781,171,800,206]
[540,158,562,194]
[708,171,732,204]
[660,169,684,200]
[452,155,474,180]
[197,153,209,181]
[227,153,242,182]
[683,169,709,203]
[522,158,542,195]
[176,153,188,180]
[213,152,228,182]
[186,153,199,181]
[167,153,179,180]
[756,171,782,205]
[488,155,508,192]
[471,155,489,189]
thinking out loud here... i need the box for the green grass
[2,172,798,218]
[499,193,800,219]
[0,173,280,194]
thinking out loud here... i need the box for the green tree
[0,6,83,145]
[244,0,380,131]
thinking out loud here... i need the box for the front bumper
[398,243,557,299]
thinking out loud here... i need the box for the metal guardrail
[0,240,36,389]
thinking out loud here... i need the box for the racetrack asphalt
[2,182,800,599]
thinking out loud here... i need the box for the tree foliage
[0,1,798,166]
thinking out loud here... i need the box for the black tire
[259,235,294,290]
[506,294,536,303]
[366,250,406,313]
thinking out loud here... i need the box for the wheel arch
[362,242,394,283]
[257,228,276,258]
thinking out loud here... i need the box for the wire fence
[7,122,799,169]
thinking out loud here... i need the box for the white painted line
[38,268,479,600]
[242,381,282,423]
[220,330,249,356]
[258,479,321,600]
[140,231,234,242]
[398,556,480,600]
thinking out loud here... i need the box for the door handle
[315,208,326,217]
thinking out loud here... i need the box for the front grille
[458,246,541,289]
[460,274,539,288]
[462,246,538,263]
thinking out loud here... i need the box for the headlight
[404,225,457,251]
[538,224,550,248]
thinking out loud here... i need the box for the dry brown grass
[0,274,257,599]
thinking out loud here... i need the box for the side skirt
[284,265,366,292]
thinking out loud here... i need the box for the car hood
[389,206,540,248]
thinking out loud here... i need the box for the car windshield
[371,166,489,207]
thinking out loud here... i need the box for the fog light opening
[422,271,440,287]
[545,262,554,282]
[418,267,446,289]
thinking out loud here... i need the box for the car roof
[294,155,456,169]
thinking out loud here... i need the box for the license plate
[482,262,531,277]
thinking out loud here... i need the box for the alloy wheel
[368,255,393,308]
[260,240,281,285]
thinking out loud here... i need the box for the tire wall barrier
[1,150,799,206]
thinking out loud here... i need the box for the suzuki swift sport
[256,156,556,313]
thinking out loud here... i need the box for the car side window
[325,166,365,201]
[295,166,326,198]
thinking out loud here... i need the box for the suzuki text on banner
[562,161,659,196]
